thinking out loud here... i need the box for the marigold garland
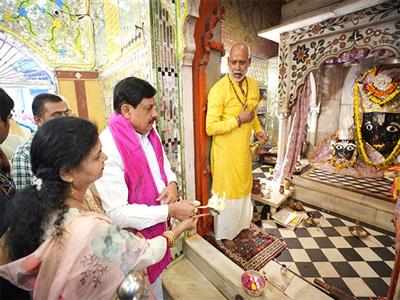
[365,82,398,97]
[365,85,400,105]
[360,66,400,105]
[329,149,357,170]
[353,82,400,169]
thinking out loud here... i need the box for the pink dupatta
[108,112,171,284]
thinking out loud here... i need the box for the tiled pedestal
[292,175,395,233]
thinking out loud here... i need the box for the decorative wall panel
[93,0,152,122]
[221,0,280,58]
[247,56,269,86]
[98,47,151,118]
[152,0,184,190]
[265,57,279,146]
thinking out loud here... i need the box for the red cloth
[109,112,170,284]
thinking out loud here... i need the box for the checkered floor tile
[252,165,395,299]
[253,205,395,299]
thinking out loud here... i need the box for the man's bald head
[229,43,251,59]
[228,42,251,82]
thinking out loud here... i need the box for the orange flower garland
[365,82,398,97]
[365,84,400,105]
[362,66,400,105]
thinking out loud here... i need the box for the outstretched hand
[179,216,198,231]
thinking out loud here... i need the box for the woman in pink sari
[0,117,196,299]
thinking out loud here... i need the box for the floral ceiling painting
[0,0,94,68]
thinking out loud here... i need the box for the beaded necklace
[228,75,248,105]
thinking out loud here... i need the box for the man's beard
[230,70,246,82]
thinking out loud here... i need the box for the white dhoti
[152,277,164,300]
[214,194,253,240]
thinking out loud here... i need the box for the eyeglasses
[53,109,72,118]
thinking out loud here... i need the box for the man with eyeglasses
[11,93,71,190]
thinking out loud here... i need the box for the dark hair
[0,88,14,122]
[6,117,98,260]
[113,77,156,112]
[32,93,62,117]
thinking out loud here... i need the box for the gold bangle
[168,231,176,247]
[162,233,169,246]
[162,232,171,247]
[163,231,176,247]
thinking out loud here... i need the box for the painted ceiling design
[0,0,94,68]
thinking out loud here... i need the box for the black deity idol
[361,112,400,157]
[333,140,357,160]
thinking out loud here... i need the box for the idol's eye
[334,144,343,150]
[386,124,399,133]
[346,145,355,152]
[364,122,373,131]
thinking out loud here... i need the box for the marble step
[178,234,332,299]
[162,256,226,299]
[292,175,395,233]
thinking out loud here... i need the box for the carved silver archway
[278,2,400,115]
[263,1,400,167]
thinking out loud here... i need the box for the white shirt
[94,127,177,230]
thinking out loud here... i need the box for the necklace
[65,197,90,211]
[228,75,248,106]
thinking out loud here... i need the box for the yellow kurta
[206,74,262,199]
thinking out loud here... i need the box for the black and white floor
[252,165,395,299]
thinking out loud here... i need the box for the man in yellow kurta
[206,43,267,249]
